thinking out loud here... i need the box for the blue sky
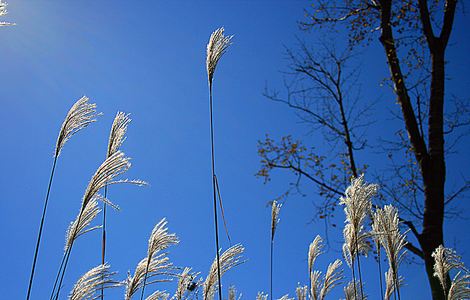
[1,1,469,299]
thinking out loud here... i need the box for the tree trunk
[378,0,451,298]
[419,46,449,300]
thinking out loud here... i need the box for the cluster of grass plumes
[267,175,469,300]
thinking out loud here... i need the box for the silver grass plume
[203,244,245,300]
[271,200,282,241]
[174,267,201,300]
[82,151,146,209]
[68,264,121,300]
[384,269,403,300]
[107,112,131,158]
[65,198,101,251]
[0,1,15,26]
[310,270,322,300]
[296,285,307,300]
[228,286,241,300]
[373,205,408,297]
[139,219,179,299]
[432,245,469,298]
[257,292,268,300]
[147,219,179,260]
[146,291,170,300]
[448,271,470,300]
[343,281,367,300]
[55,96,100,157]
[308,235,323,275]
[278,295,294,300]
[206,27,233,85]
[319,260,344,300]
[125,255,173,300]
[340,175,376,265]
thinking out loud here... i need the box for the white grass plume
[448,271,470,300]
[271,200,282,241]
[0,1,15,26]
[256,292,268,300]
[203,244,245,300]
[147,219,179,260]
[81,151,146,209]
[296,285,307,300]
[206,27,233,85]
[107,112,131,158]
[308,235,323,275]
[146,290,170,300]
[432,245,469,298]
[319,259,344,300]
[278,294,294,300]
[228,286,241,300]
[65,198,101,251]
[55,96,100,157]
[343,280,366,300]
[342,224,370,268]
[310,270,322,300]
[138,219,179,299]
[174,267,200,300]
[384,268,403,300]
[125,255,173,300]
[340,175,376,265]
[373,205,408,293]
[68,264,121,300]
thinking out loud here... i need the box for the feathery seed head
[55,96,100,157]
[279,295,294,300]
[68,264,121,300]
[432,245,467,293]
[308,235,323,275]
[296,285,308,300]
[343,280,366,300]
[206,27,233,85]
[373,205,408,278]
[256,292,268,300]
[175,267,201,300]
[319,259,343,300]
[146,290,170,300]
[203,244,245,300]
[271,200,282,241]
[107,112,131,158]
[448,271,470,300]
[65,198,101,252]
[81,151,146,210]
[147,218,179,259]
[310,270,322,300]
[125,255,173,300]
[0,1,14,26]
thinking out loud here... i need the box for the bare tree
[258,1,469,299]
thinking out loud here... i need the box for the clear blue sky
[1,1,469,299]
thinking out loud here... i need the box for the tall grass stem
[26,155,58,300]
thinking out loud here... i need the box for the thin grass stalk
[354,238,365,300]
[50,250,67,300]
[393,266,401,300]
[26,156,58,300]
[351,258,358,300]
[100,184,108,300]
[139,256,151,300]
[270,239,273,300]
[377,246,384,300]
[209,82,223,300]
[52,210,83,300]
